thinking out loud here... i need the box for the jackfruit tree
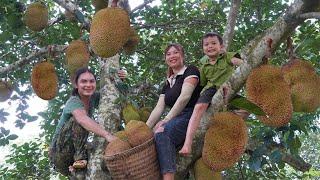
[0,0,319,179]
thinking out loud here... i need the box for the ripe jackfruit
[114,130,128,141]
[104,138,132,156]
[65,40,90,78]
[90,7,130,58]
[246,65,292,127]
[194,158,222,180]
[290,81,320,112]
[125,120,153,147]
[122,103,141,124]
[92,0,108,11]
[123,26,139,55]
[138,107,152,123]
[31,61,58,100]
[281,59,320,112]
[281,59,317,86]
[24,2,48,31]
[0,80,13,102]
[202,112,248,171]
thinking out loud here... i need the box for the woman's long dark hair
[71,67,96,96]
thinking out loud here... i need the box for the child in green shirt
[179,32,243,155]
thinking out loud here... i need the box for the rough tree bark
[176,0,320,178]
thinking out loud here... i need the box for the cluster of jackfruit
[202,112,248,171]
[65,40,90,80]
[194,158,222,180]
[89,7,133,58]
[92,0,108,11]
[104,120,153,156]
[123,26,140,55]
[122,103,151,124]
[281,59,320,112]
[31,61,58,100]
[246,65,293,127]
[0,80,13,102]
[24,2,48,31]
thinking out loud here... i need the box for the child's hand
[231,57,243,66]
[179,144,191,156]
[153,120,166,133]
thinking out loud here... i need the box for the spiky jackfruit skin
[24,2,48,31]
[90,7,130,58]
[246,65,292,127]
[281,59,320,112]
[194,158,222,180]
[114,130,128,141]
[291,81,320,112]
[138,107,152,123]
[123,26,139,55]
[202,112,247,171]
[0,80,13,102]
[65,40,90,77]
[104,138,132,156]
[125,120,153,147]
[31,61,58,100]
[281,59,317,86]
[92,0,108,11]
[122,104,141,124]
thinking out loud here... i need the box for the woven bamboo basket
[104,137,160,180]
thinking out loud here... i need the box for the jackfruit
[290,81,320,112]
[114,130,128,141]
[202,112,248,171]
[125,120,153,147]
[24,2,48,31]
[194,158,222,180]
[138,107,152,123]
[0,80,13,102]
[281,59,320,112]
[104,138,132,156]
[90,7,130,58]
[246,65,292,127]
[92,0,108,11]
[31,61,58,100]
[281,59,318,86]
[65,40,90,78]
[122,103,141,124]
[123,26,139,55]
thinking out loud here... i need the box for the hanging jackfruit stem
[111,0,118,7]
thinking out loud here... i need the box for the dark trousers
[154,107,193,174]
[49,117,88,176]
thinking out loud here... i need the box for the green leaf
[270,150,282,163]
[229,97,266,115]
[7,134,18,140]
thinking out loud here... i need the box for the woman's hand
[153,120,166,133]
[117,69,127,80]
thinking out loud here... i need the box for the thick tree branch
[0,45,67,75]
[298,12,320,19]
[52,0,91,31]
[176,0,319,178]
[223,0,241,50]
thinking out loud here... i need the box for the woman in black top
[146,43,202,180]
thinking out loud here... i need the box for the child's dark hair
[202,32,223,46]
[72,67,96,96]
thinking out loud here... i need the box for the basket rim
[104,136,155,161]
